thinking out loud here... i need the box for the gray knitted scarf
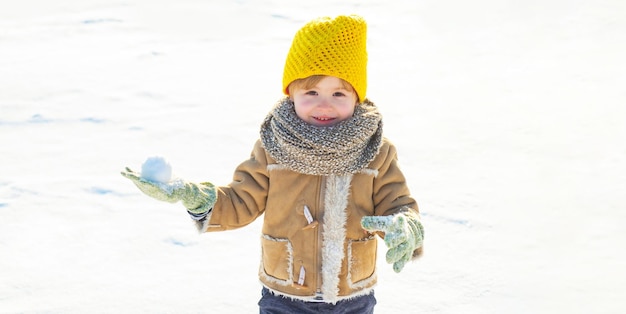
[260,97,383,176]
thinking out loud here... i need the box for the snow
[1,0,625,313]
[140,156,172,183]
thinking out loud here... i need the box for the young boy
[122,15,423,313]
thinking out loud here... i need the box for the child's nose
[317,97,332,108]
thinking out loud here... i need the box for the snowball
[140,156,172,183]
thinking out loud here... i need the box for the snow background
[1,0,625,313]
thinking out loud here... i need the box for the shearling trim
[258,235,294,286]
[266,164,290,172]
[320,174,352,304]
[346,236,378,290]
[357,168,379,177]
[261,284,375,304]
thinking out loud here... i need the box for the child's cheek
[293,103,310,121]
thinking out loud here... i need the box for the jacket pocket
[348,236,377,285]
[261,235,293,283]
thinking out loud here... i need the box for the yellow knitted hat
[283,15,368,101]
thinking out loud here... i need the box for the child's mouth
[313,116,336,125]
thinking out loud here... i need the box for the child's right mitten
[121,167,216,216]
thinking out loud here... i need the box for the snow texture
[141,156,172,183]
[1,0,625,313]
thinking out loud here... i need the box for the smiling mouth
[314,116,336,122]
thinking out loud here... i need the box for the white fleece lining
[357,168,379,177]
[258,235,294,286]
[321,174,352,303]
[267,164,290,172]
[262,284,375,304]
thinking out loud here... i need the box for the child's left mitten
[361,212,424,273]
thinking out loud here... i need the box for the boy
[122,15,423,313]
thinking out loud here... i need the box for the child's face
[291,76,358,127]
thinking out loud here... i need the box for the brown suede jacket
[198,138,419,303]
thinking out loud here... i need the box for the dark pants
[258,288,376,314]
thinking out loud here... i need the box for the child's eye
[305,91,318,96]
[333,92,346,97]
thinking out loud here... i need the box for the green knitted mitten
[361,212,424,273]
[121,167,216,215]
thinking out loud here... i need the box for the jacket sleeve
[372,141,419,217]
[372,140,423,257]
[199,140,270,232]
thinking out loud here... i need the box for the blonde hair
[287,75,358,101]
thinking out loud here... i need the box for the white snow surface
[141,156,172,183]
[1,0,625,313]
